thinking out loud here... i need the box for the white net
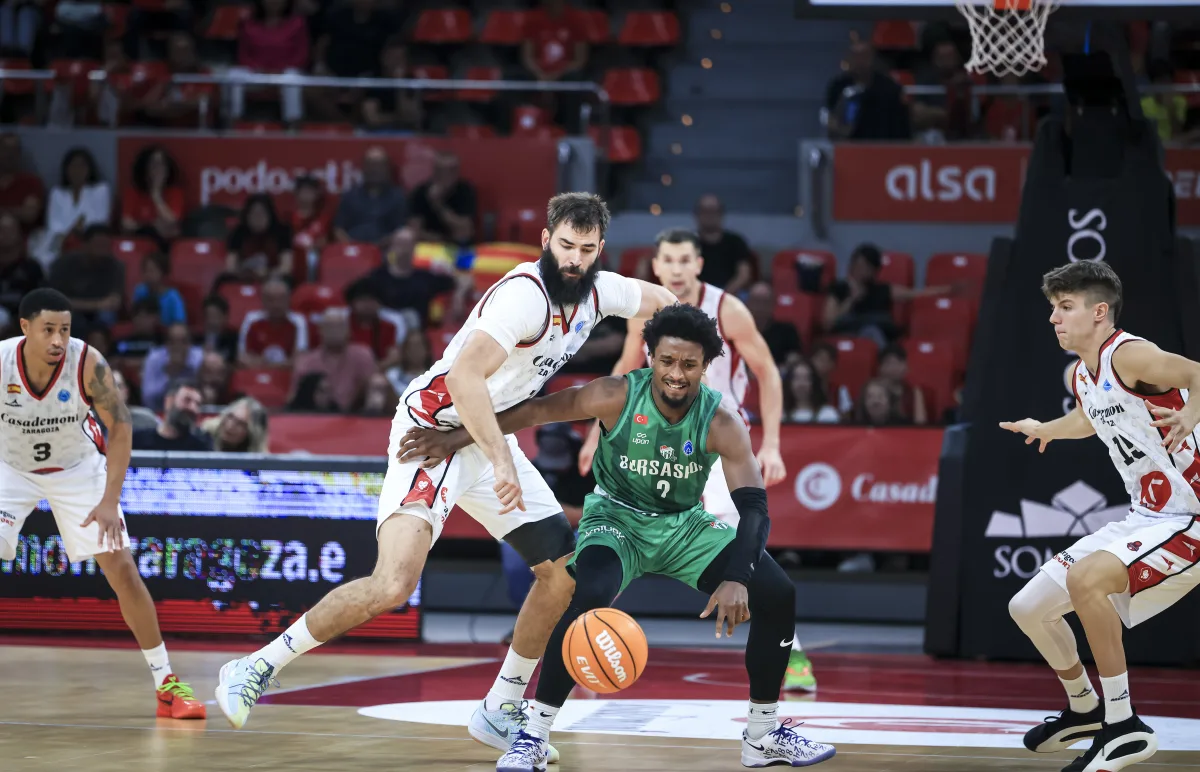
[956,0,1061,78]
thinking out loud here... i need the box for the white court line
[3,720,1200,767]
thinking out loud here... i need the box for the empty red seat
[618,11,680,46]
[825,336,879,402]
[879,251,914,287]
[205,4,251,40]
[602,68,660,106]
[447,123,496,139]
[230,368,292,409]
[292,283,341,324]
[617,246,656,279]
[320,242,381,289]
[412,64,450,101]
[902,338,957,419]
[588,125,642,164]
[50,59,100,99]
[114,237,158,305]
[494,207,542,246]
[456,66,501,102]
[773,292,815,347]
[0,59,36,96]
[512,104,551,133]
[926,252,988,298]
[910,295,974,376]
[872,20,917,50]
[479,9,528,45]
[218,282,263,329]
[174,280,204,327]
[301,122,355,135]
[235,120,283,133]
[577,9,611,44]
[413,9,472,43]
[169,238,226,295]
[771,249,836,295]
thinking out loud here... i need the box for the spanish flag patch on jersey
[7,384,20,394]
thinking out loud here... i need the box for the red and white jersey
[401,262,642,429]
[0,337,106,473]
[1073,330,1200,518]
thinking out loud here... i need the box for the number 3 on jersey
[33,442,50,462]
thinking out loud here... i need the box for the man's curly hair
[642,304,725,364]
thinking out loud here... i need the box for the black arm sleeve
[724,486,770,584]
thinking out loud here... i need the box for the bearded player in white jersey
[575,228,817,692]
[216,194,674,758]
[1002,261,1200,772]
[0,289,206,719]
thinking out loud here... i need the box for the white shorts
[703,458,739,524]
[379,418,564,547]
[0,455,129,563]
[1041,511,1200,628]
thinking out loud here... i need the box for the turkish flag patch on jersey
[634,414,648,425]
[403,469,438,508]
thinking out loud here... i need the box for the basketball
[562,608,648,694]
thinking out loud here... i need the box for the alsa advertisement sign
[833,144,1200,224]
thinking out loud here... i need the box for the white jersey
[1073,330,1200,518]
[400,262,642,429]
[0,337,105,473]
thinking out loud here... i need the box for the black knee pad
[748,556,796,616]
[503,512,576,567]
[567,545,624,610]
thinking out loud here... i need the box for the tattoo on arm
[88,356,132,426]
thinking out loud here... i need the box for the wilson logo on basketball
[594,629,629,684]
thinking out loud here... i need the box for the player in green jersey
[398,305,835,770]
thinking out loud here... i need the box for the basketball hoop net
[956,0,1061,77]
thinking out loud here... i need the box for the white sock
[142,643,171,687]
[527,700,558,740]
[747,702,779,741]
[1060,671,1100,713]
[256,614,322,671]
[485,647,538,710]
[791,636,803,653]
[1100,672,1133,724]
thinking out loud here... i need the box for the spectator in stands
[809,340,854,416]
[876,344,928,425]
[53,0,105,61]
[113,297,163,362]
[112,369,160,432]
[333,146,407,246]
[309,0,400,121]
[288,371,336,412]
[137,33,217,128]
[0,0,40,57]
[854,376,908,426]
[522,0,589,129]
[694,194,754,294]
[132,378,212,451]
[745,281,802,365]
[197,350,231,406]
[93,39,136,126]
[385,327,432,396]
[346,277,406,369]
[35,147,111,268]
[201,397,269,452]
[784,358,840,424]
[49,224,123,334]
[0,211,43,325]
[131,253,187,326]
[85,324,112,359]
[824,40,911,141]
[0,133,44,236]
[197,294,239,362]
[289,176,332,259]
[291,307,375,413]
[911,39,972,142]
[229,0,309,126]
[123,0,207,60]
[362,35,422,133]
[367,226,467,328]
[1142,60,1199,145]
[225,193,295,283]
[142,322,203,411]
[982,73,1038,142]
[238,277,308,368]
[122,144,184,249]
[408,151,476,246]
[360,372,398,416]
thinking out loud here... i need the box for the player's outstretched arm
[719,294,787,486]
[83,347,133,550]
[630,279,675,319]
[1000,402,1095,453]
[1111,340,1200,452]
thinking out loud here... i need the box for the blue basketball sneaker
[468,700,559,764]
[496,730,549,772]
[742,719,836,767]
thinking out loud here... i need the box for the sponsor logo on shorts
[1128,541,1142,551]
[583,525,625,540]
[1164,557,1176,571]
[402,469,438,508]
[634,414,648,425]
[1053,551,1074,569]
[440,488,447,503]
[658,445,676,461]
[1138,567,1153,582]
[0,510,15,527]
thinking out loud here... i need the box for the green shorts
[569,492,737,593]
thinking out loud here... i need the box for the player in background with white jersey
[1002,261,1200,772]
[0,289,206,719]
[576,228,818,692]
[216,194,675,757]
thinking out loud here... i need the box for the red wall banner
[116,135,558,213]
[833,144,1200,225]
[266,417,942,552]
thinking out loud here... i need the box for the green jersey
[592,368,724,515]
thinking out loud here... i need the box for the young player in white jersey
[215,194,674,757]
[1002,261,1200,772]
[0,289,206,719]
[576,228,818,692]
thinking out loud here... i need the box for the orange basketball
[562,608,648,694]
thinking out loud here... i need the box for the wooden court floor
[2,644,1198,772]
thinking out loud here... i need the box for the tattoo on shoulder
[88,355,132,425]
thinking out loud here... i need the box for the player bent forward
[0,289,205,718]
[1002,260,1200,772]
[401,305,837,770]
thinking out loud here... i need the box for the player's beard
[167,408,197,433]
[539,249,600,306]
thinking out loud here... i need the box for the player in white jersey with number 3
[577,228,818,692]
[1001,261,1200,772]
[0,289,206,719]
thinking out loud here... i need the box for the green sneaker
[783,649,817,692]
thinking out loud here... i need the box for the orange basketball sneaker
[156,675,207,719]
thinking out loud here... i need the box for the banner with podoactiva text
[832,144,1200,225]
[116,134,558,214]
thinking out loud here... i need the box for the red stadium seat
[910,295,974,376]
[174,280,204,328]
[300,122,356,135]
[902,338,957,419]
[511,104,551,133]
[479,9,529,45]
[230,368,292,409]
[773,292,815,347]
[0,59,36,96]
[872,20,917,50]
[926,252,988,299]
[824,336,879,401]
[320,242,382,290]
[617,246,655,279]
[879,251,914,287]
[427,327,457,361]
[588,125,642,164]
[577,9,611,44]
[50,59,100,100]
[234,120,284,133]
[494,207,542,246]
[413,9,472,43]
[412,65,450,101]
[447,123,496,139]
[292,283,341,324]
[104,4,130,37]
[169,238,226,295]
[114,237,157,307]
[617,11,680,46]
[205,4,251,40]
[890,69,916,88]
[218,282,262,329]
[456,66,501,102]
[602,68,660,106]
